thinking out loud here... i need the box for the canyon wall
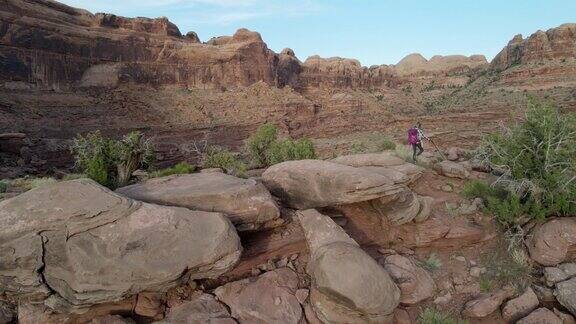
[1,0,576,177]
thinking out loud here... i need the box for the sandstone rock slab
[556,277,576,316]
[501,287,539,322]
[117,173,280,231]
[262,160,403,209]
[517,307,563,324]
[214,268,303,324]
[298,209,400,323]
[383,254,436,305]
[527,218,576,266]
[158,292,236,324]
[435,160,470,179]
[462,286,515,318]
[0,179,242,311]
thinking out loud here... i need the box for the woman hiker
[408,122,428,162]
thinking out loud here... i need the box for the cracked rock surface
[0,179,242,311]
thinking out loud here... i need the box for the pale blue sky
[60,0,576,66]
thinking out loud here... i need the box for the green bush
[246,123,316,166]
[419,307,467,324]
[0,181,7,193]
[266,138,316,165]
[204,146,246,177]
[247,123,278,167]
[379,138,397,150]
[151,162,195,178]
[420,253,442,272]
[71,131,154,189]
[477,99,576,226]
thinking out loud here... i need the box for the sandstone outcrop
[501,287,540,322]
[262,160,403,209]
[527,218,576,266]
[158,292,235,324]
[517,307,563,324]
[382,254,436,305]
[297,209,400,323]
[0,179,242,310]
[492,24,576,70]
[393,53,487,76]
[462,286,515,318]
[214,268,304,323]
[116,173,281,231]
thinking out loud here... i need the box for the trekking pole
[426,137,447,160]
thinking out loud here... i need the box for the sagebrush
[476,99,576,226]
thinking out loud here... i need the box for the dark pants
[412,142,424,161]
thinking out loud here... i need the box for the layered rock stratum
[0,0,575,177]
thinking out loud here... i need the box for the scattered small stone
[531,284,556,303]
[462,286,515,318]
[470,267,486,278]
[251,268,261,276]
[469,260,477,267]
[441,184,454,192]
[287,262,296,271]
[274,297,282,306]
[455,256,466,262]
[276,257,289,268]
[290,253,299,261]
[434,292,452,305]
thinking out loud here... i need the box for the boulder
[544,263,576,286]
[262,160,403,209]
[331,152,405,168]
[0,179,242,311]
[373,189,434,225]
[116,173,281,231]
[446,147,462,161]
[501,287,540,322]
[158,292,235,324]
[554,308,576,324]
[298,209,400,323]
[462,286,515,318]
[214,268,303,324]
[388,163,426,184]
[517,308,563,324]
[382,254,436,305]
[434,161,470,179]
[527,218,576,266]
[556,277,576,316]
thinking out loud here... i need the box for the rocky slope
[1,0,575,177]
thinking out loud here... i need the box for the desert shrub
[477,99,576,225]
[378,138,397,150]
[71,131,154,189]
[247,123,316,166]
[420,253,442,272]
[247,123,278,167]
[266,138,316,165]
[151,162,195,178]
[204,146,246,177]
[479,238,533,293]
[0,181,7,193]
[419,307,467,324]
